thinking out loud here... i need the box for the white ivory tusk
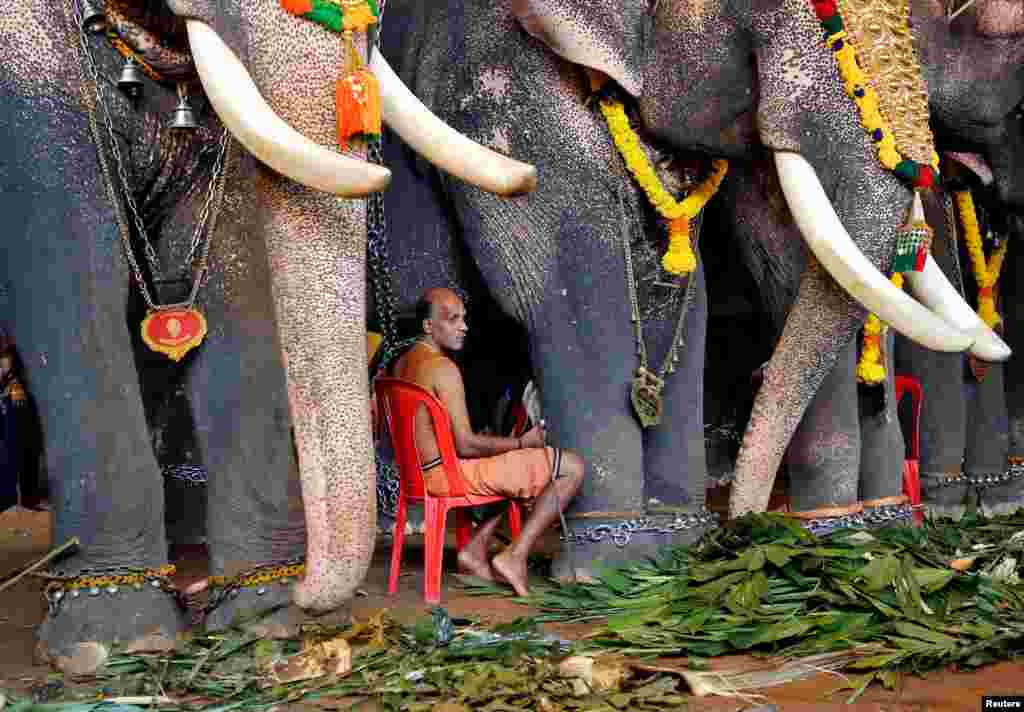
[773,151,973,353]
[369,52,538,197]
[905,255,1012,362]
[186,20,390,197]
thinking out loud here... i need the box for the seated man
[391,288,584,595]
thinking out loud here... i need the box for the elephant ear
[512,0,648,96]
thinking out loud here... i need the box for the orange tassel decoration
[336,31,381,150]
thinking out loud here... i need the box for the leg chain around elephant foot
[785,496,917,537]
[922,461,1024,518]
[37,565,186,673]
[192,558,348,637]
[553,509,720,582]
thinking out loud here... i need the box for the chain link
[70,0,231,311]
[562,509,719,548]
[44,564,178,616]
[923,462,1024,490]
[801,503,916,537]
[623,195,700,379]
[163,463,208,486]
[203,558,305,614]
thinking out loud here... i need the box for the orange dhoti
[424,447,559,499]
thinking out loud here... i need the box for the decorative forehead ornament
[280,0,382,150]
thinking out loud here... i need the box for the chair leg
[507,501,523,540]
[423,500,447,605]
[454,509,473,552]
[903,460,923,525]
[388,497,408,595]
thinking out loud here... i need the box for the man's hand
[520,420,547,449]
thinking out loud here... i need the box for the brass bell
[117,57,145,97]
[168,83,199,130]
[80,0,106,34]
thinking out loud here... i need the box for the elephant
[372,0,1017,578]
[896,149,1024,519]
[1,0,535,664]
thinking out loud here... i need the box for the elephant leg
[784,338,861,511]
[181,177,310,634]
[858,331,906,503]
[0,92,186,664]
[729,260,866,516]
[965,364,1018,515]
[899,343,969,517]
[641,256,715,546]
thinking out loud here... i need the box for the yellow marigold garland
[857,273,904,384]
[597,97,728,275]
[955,190,1007,330]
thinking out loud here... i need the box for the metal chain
[801,503,916,537]
[163,463,208,486]
[923,461,1024,490]
[367,138,398,347]
[71,0,231,311]
[562,508,719,548]
[942,191,966,298]
[202,557,305,614]
[623,197,700,379]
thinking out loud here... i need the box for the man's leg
[456,512,504,581]
[492,450,584,596]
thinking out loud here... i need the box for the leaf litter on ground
[460,510,1024,700]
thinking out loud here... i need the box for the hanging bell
[117,57,145,97]
[168,84,199,131]
[80,0,106,34]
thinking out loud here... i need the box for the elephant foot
[921,472,974,520]
[36,571,186,673]
[203,560,349,636]
[975,464,1024,517]
[552,509,718,582]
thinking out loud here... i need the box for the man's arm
[432,359,532,458]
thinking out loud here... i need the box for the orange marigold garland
[955,189,1008,330]
[857,272,905,384]
[279,0,381,150]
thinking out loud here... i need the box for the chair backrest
[375,377,469,498]
[894,375,922,461]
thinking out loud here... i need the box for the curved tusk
[185,20,390,197]
[905,255,1012,362]
[369,52,537,197]
[774,151,972,353]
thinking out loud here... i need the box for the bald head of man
[416,288,468,352]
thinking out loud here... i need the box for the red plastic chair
[376,377,523,604]
[895,375,923,523]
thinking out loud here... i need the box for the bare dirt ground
[2,506,1023,711]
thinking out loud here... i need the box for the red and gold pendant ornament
[141,308,208,362]
[280,0,382,150]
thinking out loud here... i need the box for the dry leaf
[558,655,630,696]
[950,557,977,571]
[271,637,351,684]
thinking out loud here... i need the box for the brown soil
[2,507,1022,711]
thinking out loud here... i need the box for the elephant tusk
[773,151,973,353]
[185,20,390,197]
[369,52,538,197]
[905,254,1012,362]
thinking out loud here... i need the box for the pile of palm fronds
[1,612,688,712]
[464,511,1024,698]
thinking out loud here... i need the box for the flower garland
[280,0,382,150]
[955,190,1008,329]
[857,272,904,384]
[810,0,939,191]
[597,97,728,275]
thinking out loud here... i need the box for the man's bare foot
[491,550,530,597]
[456,549,495,582]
